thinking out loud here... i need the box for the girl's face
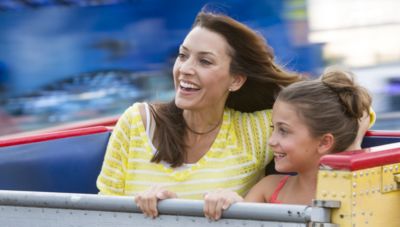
[268,100,323,173]
[173,26,241,112]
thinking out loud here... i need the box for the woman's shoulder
[228,108,272,132]
[116,102,146,126]
[229,108,272,119]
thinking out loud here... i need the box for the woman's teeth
[180,81,199,89]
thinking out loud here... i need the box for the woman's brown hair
[150,11,302,167]
[276,70,372,152]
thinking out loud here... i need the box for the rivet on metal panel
[332,172,337,177]
[360,172,363,177]
[353,173,357,178]
[322,172,328,177]
[352,182,357,188]
[394,173,400,183]
[352,201,356,207]
[352,192,356,198]
[384,168,388,173]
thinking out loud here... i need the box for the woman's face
[268,100,323,173]
[173,26,237,111]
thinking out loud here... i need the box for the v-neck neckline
[135,104,231,180]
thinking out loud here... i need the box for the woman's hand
[203,189,243,221]
[134,186,177,218]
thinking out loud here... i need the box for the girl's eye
[279,127,288,135]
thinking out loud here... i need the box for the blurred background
[0,0,399,137]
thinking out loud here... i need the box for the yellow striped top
[96,103,273,199]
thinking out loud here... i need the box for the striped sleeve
[96,104,136,195]
[235,109,273,167]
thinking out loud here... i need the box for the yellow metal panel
[317,163,400,226]
[381,163,400,193]
[316,170,353,227]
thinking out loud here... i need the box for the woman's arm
[96,105,135,195]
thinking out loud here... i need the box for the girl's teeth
[274,153,286,158]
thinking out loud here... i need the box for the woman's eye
[200,59,212,65]
[178,53,187,60]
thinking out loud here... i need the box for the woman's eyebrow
[180,45,216,57]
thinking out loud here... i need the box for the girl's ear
[229,74,247,92]
[317,133,335,155]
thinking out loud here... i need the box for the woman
[96,10,301,218]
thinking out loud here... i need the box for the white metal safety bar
[0,190,335,227]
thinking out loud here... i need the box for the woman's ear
[317,133,335,155]
[229,74,247,92]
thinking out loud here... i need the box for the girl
[203,70,373,220]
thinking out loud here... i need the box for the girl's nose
[268,133,278,147]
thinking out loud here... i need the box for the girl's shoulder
[260,174,288,187]
[244,174,289,202]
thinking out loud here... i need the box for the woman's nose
[179,58,195,75]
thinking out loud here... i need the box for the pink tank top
[268,175,290,204]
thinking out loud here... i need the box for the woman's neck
[183,107,224,134]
